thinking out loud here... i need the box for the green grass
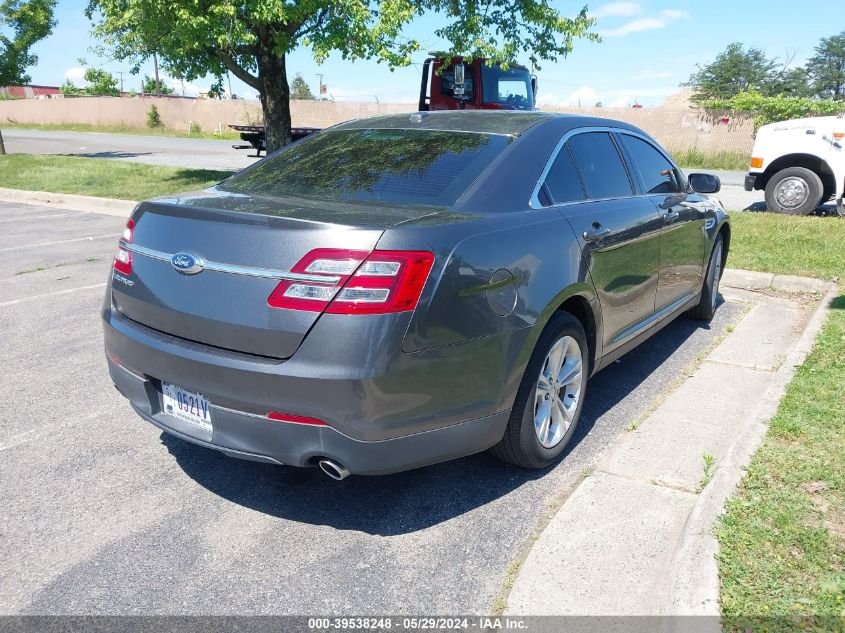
[717,297,845,629]
[727,211,845,281]
[671,147,749,172]
[0,154,233,200]
[2,121,242,141]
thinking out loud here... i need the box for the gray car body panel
[102,110,729,474]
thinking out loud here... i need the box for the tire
[688,235,724,322]
[764,167,823,215]
[490,311,588,469]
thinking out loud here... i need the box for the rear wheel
[764,167,823,215]
[689,235,724,322]
[490,311,588,469]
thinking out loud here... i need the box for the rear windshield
[220,128,511,206]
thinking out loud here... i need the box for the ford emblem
[171,252,205,275]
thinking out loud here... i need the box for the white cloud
[538,85,603,107]
[63,67,88,86]
[608,94,634,108]
[565,85,601,106]
[601,8,689,37]
[163,77,209,97]
[591,1,642,18]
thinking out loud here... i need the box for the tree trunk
[256,48,292,153]
[0,128,5,155]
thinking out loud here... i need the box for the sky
[21,0,838,108]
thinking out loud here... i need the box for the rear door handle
[584,223,611,241]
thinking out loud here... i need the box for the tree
[142,73,174,95]
[60,67,120,96]
[87,0,597,152]
[82,67,120,95]
[807,31,845,100]
[685,43,778,102]
[290,73,314,100]
[0,0,56,154]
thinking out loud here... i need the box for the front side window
[220,129,510,207]
[620,134,682,195]
[567,132,633,200]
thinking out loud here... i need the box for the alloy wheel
[534,336,584,448]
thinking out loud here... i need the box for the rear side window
[620,134,682,194]
[220,129,510,206]
[568,132,633,200]
[544,145,586,204]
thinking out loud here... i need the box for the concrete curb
[661,284,839,620]
[0,187,136,218]
[722,267,835,294]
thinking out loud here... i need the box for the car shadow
[163,301,723,536]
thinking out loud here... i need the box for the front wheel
[764,167,824,215]
[688,235,724,322]
[490,311,588,469]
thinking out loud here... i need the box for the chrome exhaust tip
[318,459,350,481]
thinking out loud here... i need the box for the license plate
[162,381,212,433]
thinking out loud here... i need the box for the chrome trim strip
[121,242,342,284]
[529,126,683,210]
[609,292,696,345]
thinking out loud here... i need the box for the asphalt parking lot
[0,200,743,614]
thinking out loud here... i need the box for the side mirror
[453,63,465,96]
[688,172,721,194]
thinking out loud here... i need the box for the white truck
[744,114,845,216]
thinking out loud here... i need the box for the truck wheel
[490,311,588,469]
[764,167,823,215]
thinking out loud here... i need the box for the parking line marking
[0,233,120,252]
[0,212,91,223]
[0,408,112,452]
[0,282,106,308]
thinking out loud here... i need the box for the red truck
[230,56,538,155]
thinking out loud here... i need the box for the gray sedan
[102,111,729,479]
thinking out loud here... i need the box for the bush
[188,121,201,135]
[702,92,845,130]
[146,104,162,128]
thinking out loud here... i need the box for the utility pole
[152,51,161,97]
[117,71,124,93]
[226,72,233,99]
[316,73,324,97]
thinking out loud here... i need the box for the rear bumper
[744,173,759,192]
[109,360,510,475]
[103,304,533,475]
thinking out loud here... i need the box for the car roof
[332,110,646,138]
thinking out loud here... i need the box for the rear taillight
[113,218,135,275]
[268,248,434,315]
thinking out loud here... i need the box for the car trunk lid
[111,190,432,359]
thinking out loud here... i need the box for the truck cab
[744,115,845,216]
[418,56,537,112]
